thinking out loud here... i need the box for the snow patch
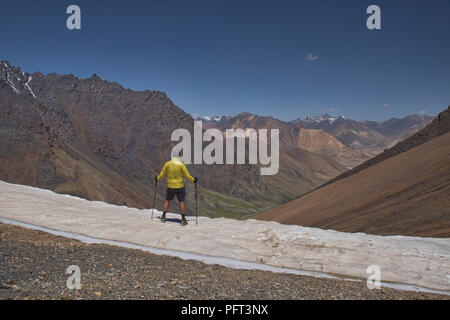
[295,114,346,124]
[5,71,20,94]
[193,114,231,123]
[0,179,449,293]
[1,217,447,296]
[25,75,36,97]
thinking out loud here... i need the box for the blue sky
[1,0,449,121]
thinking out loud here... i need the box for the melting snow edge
[1,217,448,297]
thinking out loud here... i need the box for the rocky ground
[0,223,447,300]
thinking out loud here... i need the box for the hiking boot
[161,214,167,223]
[181,217,188,226]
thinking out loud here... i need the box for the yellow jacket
[157,157,195,189]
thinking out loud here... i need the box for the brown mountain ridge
[257,106,450,237]
[0,61,345,218]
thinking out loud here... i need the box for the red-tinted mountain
[291,113,434,157]
[211,112,369,169]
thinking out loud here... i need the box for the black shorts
[165,187,186,202]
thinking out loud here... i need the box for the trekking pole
[195,180,198,225]
[151,179,158,220]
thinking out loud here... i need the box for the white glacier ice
[0,180,449,294]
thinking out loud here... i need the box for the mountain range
[257,106,450,237]
[0,60,439,220]
[290,113,434,157]
[196,112,434,169]
[0,61,346,218]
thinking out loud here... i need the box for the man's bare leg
[179,201,185,215]
[161,200,170,222]
[163,200,170,213]
[179,201,187,225]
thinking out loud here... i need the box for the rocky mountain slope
[257,106,450,237]
[324,106,450,187]
[0,61,345,217]
[296,128,368,169]
[0,60,193,210]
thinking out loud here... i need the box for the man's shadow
[159,216,186,224]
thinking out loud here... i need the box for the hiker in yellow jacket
[155,155,197,225]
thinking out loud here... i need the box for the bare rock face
[0,60,193,210]
[0,61,346,217]
[296,128,369,169]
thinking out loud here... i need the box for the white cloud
[305,53,319,61]
[419,110,427,115]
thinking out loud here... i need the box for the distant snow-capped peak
[0,60,37,98]
[192,114,231,123]
[294,114,346,124]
